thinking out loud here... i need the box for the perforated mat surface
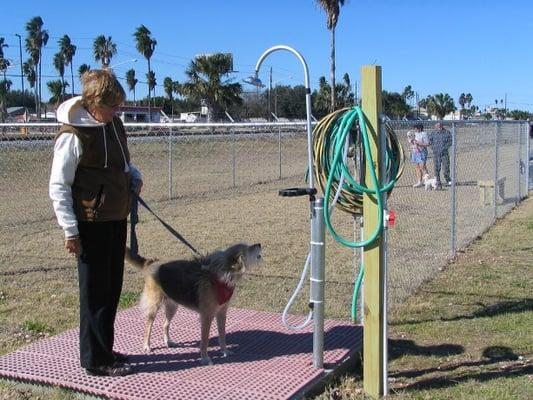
[0,307,362,399]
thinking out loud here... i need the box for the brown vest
[57,116,131,222]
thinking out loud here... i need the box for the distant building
[116,105,162,123]
[6,107,29,122]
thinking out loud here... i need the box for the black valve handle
[279,187,317,197]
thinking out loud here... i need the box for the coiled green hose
[312,106,404,321]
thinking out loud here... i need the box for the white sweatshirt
[49,96,142,238]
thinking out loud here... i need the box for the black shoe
[113,351,128,363]
[86,362,133,377]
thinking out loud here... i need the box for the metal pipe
[231,128,236,187]
[379,118,388,396]
[168,127,173,199]
[524,122,530,191]
[278,126,282,179]
[517,123,522,202]
[254,45,314,189]
[450,122,457,258]
[310,196,325,368]
[494,122,500,220]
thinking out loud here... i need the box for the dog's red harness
[211,276,235,305]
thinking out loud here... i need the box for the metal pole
[494,122,500,220]
[450,122,457,258]
[517,123,522,202]
[311,196,325,369]
[15,34,24,95]
[168,127,173,199]
[254,45,314,190]
[524,122,530,191]
[278,126,282,179]
[231,128,236,187]
[379,119,388,396]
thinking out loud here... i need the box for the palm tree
[428,93,456,119]
[59,35,76,95]
[0,37,9,81]
[53,52,66,101]
[163,76,175,118]
[23,60,37,112]
[78,63,91,77]
[458,93,466,119]
[0,78,12,122]
[25,16,48,119]
[316,0,345,112]
[133,25,157,121]
[125,69,138,104]
[147,70,156,100]
[93,35,117,68]
[180,53,242,122]
[47,79,68,105]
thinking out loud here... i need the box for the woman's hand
[65,236,82,257]
[134,179,143,195]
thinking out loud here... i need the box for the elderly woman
[49,69,142,377]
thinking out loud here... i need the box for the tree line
[1,8,532,122]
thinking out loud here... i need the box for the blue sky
[2,0,533,111]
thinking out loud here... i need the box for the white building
[116,105,162,123]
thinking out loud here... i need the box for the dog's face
[422,173,430,183]
[209,243,262,280]
[231,243,262,274]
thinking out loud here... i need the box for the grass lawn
[316,197,533,399]
[0,195,531,399]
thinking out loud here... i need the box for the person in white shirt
[407,123,429,187]
[49,69,142,377]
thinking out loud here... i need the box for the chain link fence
[0,120,529,314]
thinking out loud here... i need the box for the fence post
[494,121,500,220]
[361,65,386,398]
[278,126,282,179]
[168,127,173,200]
[450,122,457,258]
[231,128,236,187]
[524,121,530,196]
[517,123,522,202]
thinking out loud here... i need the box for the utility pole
[15,34,24,97]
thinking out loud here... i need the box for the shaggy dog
[125,243,262,365]
[422,173,438,190]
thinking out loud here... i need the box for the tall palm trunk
[147,58,151,122]
[330,28,336,112]
[38,50,42,119]
[70,63,75,96]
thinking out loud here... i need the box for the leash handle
[131,192,202,256]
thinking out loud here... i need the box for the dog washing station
[0,46,402,399]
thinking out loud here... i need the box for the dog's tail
[125,247,157,270]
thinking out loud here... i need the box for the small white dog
[422,173,438,190]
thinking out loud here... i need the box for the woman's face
[90,102,121,123]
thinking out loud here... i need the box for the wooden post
[361,65,385,398]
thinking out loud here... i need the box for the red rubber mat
[0,307,362,399]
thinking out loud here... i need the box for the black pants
[77,219,127,369]
[433,150,451,185]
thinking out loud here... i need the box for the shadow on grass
[390,345,520,380]
[391,346,532,392]
[391,298,533,326]
[389,339,464,361]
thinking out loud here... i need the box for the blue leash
[129,192,201,257]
